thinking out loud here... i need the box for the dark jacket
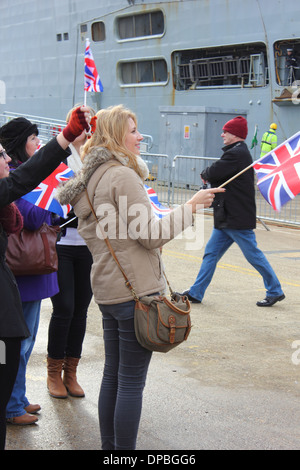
[201,141,256,230]
[0,138,70,338]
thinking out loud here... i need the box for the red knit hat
[222,116,248,139]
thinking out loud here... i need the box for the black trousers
[48,245,93,359]
[0,337,21,450]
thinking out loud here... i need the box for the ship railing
[177,53,267,88]
[140,153,300,227]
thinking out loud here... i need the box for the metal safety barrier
[141,153,300,227]
[141,152,171,204]
[0,112,298,227]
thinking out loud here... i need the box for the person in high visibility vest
[260,123,277,157]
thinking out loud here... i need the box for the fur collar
[57,146,149,206]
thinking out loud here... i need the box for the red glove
[63,107,89,142]
[86,115,97,139]
[90,115,97,134]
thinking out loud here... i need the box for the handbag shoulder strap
[85,160,174,299]
[84,161,139,300]
[86,159,121,202]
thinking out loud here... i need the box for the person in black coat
[177,116,285,308]
[0,106,91,449]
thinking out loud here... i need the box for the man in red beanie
[177,116,285,307]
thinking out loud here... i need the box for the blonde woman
[57,104,224,450]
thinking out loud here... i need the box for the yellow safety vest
[260,129,277,157]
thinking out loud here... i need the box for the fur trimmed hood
[57,146,149,206]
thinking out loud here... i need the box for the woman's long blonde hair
[81,104,141,176]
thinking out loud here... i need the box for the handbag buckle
[168,315,176,343]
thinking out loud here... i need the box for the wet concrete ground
[5,215,300,451]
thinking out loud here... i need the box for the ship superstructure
[0,0,300,154]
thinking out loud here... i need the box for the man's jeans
[189,228,284,302]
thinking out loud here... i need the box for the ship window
[81,24,88,33]
[56,34,62,42]
[274,39,300,86]
[172,42,268,90]
[64,33,69,41]
[117,10,164,40]
[92,22,106,42]
[119,59,168,85]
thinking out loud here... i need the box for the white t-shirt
[58,227,86,246]
[57,144,86,247]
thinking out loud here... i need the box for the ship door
[159,109,204,159]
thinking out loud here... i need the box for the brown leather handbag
[85,188,192,353]
[6,223,60,276]
[133,292,192,353]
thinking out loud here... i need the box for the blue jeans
[0,338,21,449]
[6,301,41,418]
[98,300,152,450]
[189,228,284,302]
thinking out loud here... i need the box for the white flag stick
[83,38,89,106]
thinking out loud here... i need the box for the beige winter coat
[57,147,193,305]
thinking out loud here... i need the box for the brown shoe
[63,357,85,397]
[24,404,41,414]
[47,356,68,399]
[7,413,38,426]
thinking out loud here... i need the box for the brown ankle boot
[63,357,85,397]
[47,357,68,399]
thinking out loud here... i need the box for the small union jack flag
[253,131,300,211]
[21,163,74,217]
[84,39,103,92]
[145,185,172,219]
